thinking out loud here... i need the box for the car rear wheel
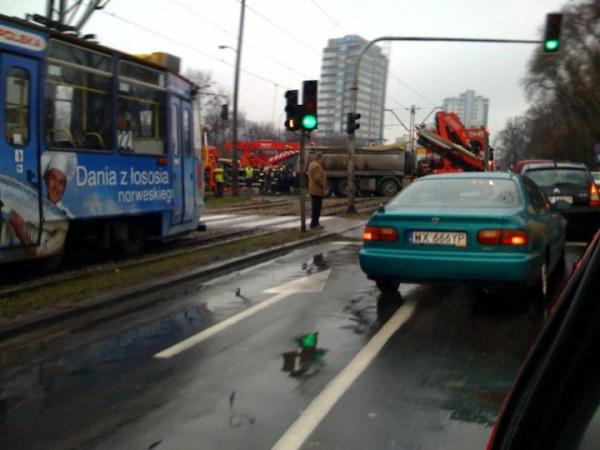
[529,258,549,312]
[375,279,400,292]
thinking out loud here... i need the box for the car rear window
[525,169,589,188]
[388,178,522,209]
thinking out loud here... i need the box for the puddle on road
[0,300,218,421]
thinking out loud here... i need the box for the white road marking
[201,214,236,222]
[272,216,334,229]
[204,215,261,226]
[154,270,332,359]
[272,300,417,450]
[237,216,297,228]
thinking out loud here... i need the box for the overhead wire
[304,0,435,140]
[305,0,437,113]
[169,0,314,79]
[388,71,438,107]
[309,0,344,31]
[95,7,292,89]
[235,0,321,55]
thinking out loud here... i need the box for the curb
[0,223,363,342]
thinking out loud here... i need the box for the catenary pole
[231,0,246,196]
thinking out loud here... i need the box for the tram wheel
[115,223,145,256]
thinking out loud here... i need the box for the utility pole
[406,105,423,153]
[299,131,307,232]
[231,0,246,196]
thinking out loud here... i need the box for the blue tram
[0,14,204,264]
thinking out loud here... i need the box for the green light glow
[544,39,559,51]
[298,332,317,348]
[302,115,318,130]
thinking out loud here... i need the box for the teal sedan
[359,173,567,303]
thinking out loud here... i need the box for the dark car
[512,159,554,174]
[522,162,600,238]
[487,229,600,450]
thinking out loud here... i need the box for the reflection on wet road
[0,241,584,450]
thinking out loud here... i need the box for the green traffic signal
[544,39,559,52]
[543,13,562,53]
[302,114,318,130]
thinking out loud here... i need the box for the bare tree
[244,121,278,141]
[522,0,600,166]
[494,116,531,169]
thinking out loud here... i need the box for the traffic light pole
[299,130,307,232]
[346,35,541,213]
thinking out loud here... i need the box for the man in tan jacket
[308,151,327,229]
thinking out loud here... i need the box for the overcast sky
[4,0,567,141]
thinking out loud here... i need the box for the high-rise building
[317,35,388,143]
[442,90,489,127]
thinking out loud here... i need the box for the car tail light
[477,229,528,246]
[590,182,600,207]
[363,226,398,242]
[477,229,501,245]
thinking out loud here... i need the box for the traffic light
[220,104,228,121]
[284,89,300,131]
[543,13,562,53]
[346,112,361,134]
[301,80,318,131]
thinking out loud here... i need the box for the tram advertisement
[59,152,176,217]
[0,152,71,259]
[0,151,176,259]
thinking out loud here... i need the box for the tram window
[170,104,180,156]
[117,82,166,155]
[5,67,30,146]
[183,108,191,155]
[44,40,112,151]
[117,61,166,155]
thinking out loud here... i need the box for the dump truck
[302,143,413,197]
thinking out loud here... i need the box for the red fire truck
[222,140,300,168]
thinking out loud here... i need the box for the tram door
[180,102,195,222]
[0,54,42,248]
[169,97,195,225]
[169,98,183,225]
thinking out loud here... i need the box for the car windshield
[387,178,522,209]
[525,169,588,188]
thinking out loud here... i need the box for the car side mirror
[550,200,570,211]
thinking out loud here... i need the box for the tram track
[0,197,382,300]
[206,196,384,217]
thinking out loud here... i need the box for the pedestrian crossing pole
[299,130,307,232]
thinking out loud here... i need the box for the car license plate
[548,196,573,204]
[410,231,467,247]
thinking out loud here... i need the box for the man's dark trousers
[310,195,323,228]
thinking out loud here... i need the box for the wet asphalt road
[0,233,585,450]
